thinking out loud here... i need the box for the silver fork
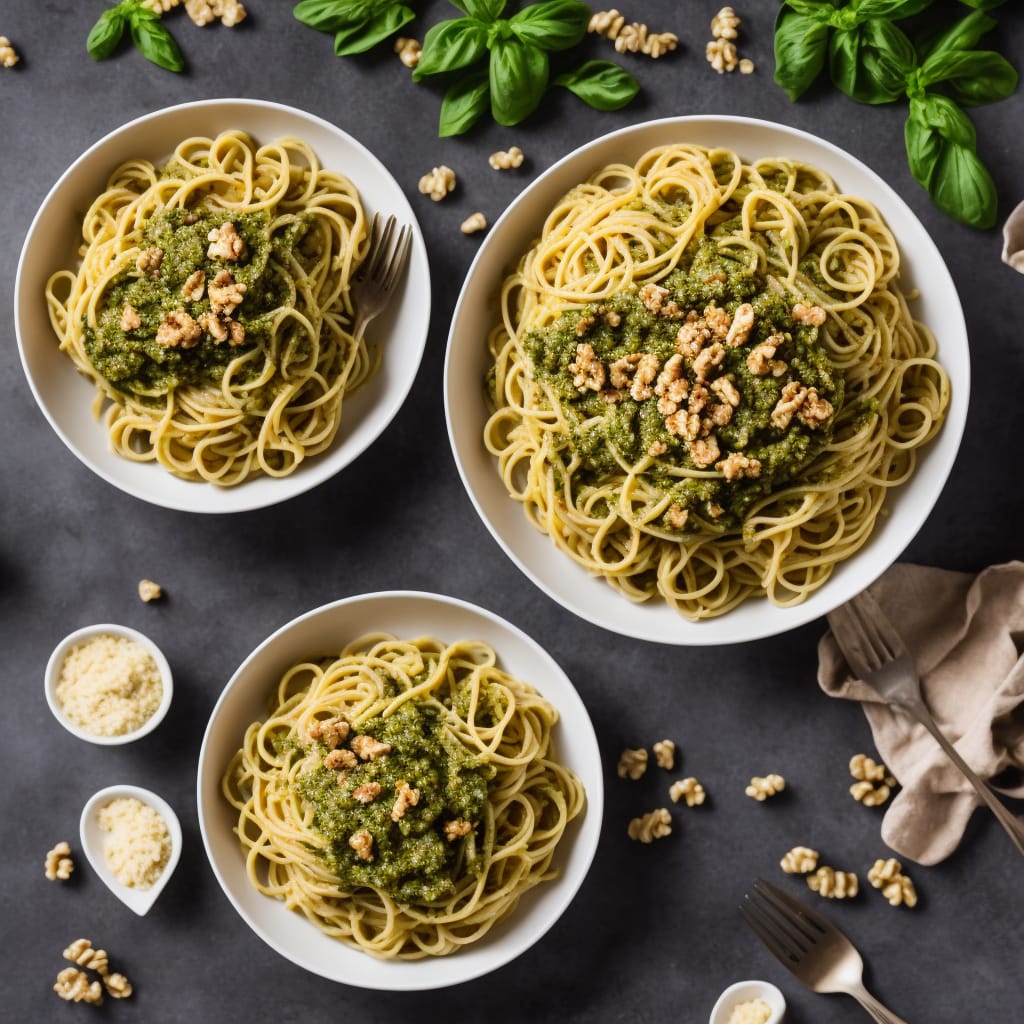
[740,879,909,1024]
[828,589,1024,857]
[349,212,412,344]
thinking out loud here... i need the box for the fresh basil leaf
[333,4,414,54]
[439,68,491,136]
[849,0,932,18]
[554,60,639,109]
[773,9,831,100]
[910,92,976,147]
[783,0,839,19]
[293,0,375,32]
[127,7,184,72]
[916,9,995,60]
[87,6,128,61]
[413,17,490,79]
[829,19,915,104]
[449,0,507,20]
[509,0,589,52]
[920,50,1017,106]
[489,37,548,125]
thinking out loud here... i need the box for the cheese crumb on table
[55,633,163,736]
[97,797,171,889]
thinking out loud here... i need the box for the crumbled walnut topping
[575,314,597,337]
[444,818,474,841]
[617,747,648,780]
[598,305,622,327]
[745,774,785,800]
[693,341,725,381]
[746,338,784,376]
[648,440,668,457]
[207,221,246,261]
[807,865,858,899]
[325,748,358,771]
[652,739,676,770]
[666,503,689,529]
[610,353,641,389]
[669,777,706,807]
[716,452,761,480]
[348,829,374,861]
[208,269,246,315]
[710,375,740,407]
[461,212,488,235]
[770,380,806,429]
[418,165,456,201]
[666,408,700,441]
[181,269,206,303]
[0,36,20,67]
[676,317,711,358]
[489,146,524,170]
[394,36,421,67]
[155,309,201,349]
[569,342,606,392]
[350,734,393,761]
[780,845,819,874]
[309,716,350,749]
[627,807,672,842]
[137,579,162,602]
[638,282,678,316]
[391,780,421,821]
[136,247,163,278]
[797,387,834,428]
[352,782,382,804]
[792,302,827,326]
[703,304,732,340]
[689,436,721,468]
[725,302,755,345]
[630,353,661,401]
[45,841,75,881]
[120,304,142,333]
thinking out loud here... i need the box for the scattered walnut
[689,436,721,468]
[617,747,648,780]
[569,342,607,392]
[418,165,456,201]
[868,858,918,907]
[710,375,740,407]
[137,579,162,603]
[394,36,421,67]
[649,440,668,458]
[725,303,755,345]
[207,221,247,261]
[669,777,706,807]
[104,973,133,999]
[745,774,785,801]
[208,269,246,315]
[792,302,827,326]
[630,353,661,401]
[627,807,672,842]
[716,452,761,481]
[444,819,474,841]
[739,57,755,74]
[796,388,834,428]
[0,36,20,67]
[45,841,75,881]
[779,845,819,874]
[610,353,641,389]
[652,739,676,770]
[391,780,421,821]
[746,340,783,376]
[770,381,807,429]
[348,829,374,862]
[136,247,164,278]
[460,212,488,235]
[850,779,892,807]
[181,269,206,303]
[711,6,741,40]
[64,939,109,977]
[309,716,350,749]
[54,967,103,1005]
[325,748,358,770]
[350,734,393,761]
[489,146,525,170]
[666,504,689,530]
[587,8,625,38]
[849,754,896,806]
[807,865,858,899]
[693,342,725,381]
[156,310,201,349]
[120,304,142,332]
[350,782,381,804]
[706,36,738,73]
[184,0,247,26]
[639,282,675,315]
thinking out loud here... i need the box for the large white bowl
[197,591,603,990]
[444,116,969,646]
[15,98,430,514]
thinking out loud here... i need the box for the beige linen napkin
[1003,200,1024,273]
[818,561,1024,865]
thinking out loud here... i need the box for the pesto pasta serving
[222,635,585,959]
[484,144,950,620]
[45,130,373,485]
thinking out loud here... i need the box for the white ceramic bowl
[80,784,182,916]
[197,591,603,989]
[15,98,430,514]
[709,980,786,1024]
[444,116,969,645]
[44,623,173,745]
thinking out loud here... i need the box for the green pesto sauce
[294,692,496,904]
[83,208,309,396]
[523,237,844,530]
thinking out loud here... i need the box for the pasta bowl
[197,591,603,989]
[444,116,969,645]
[15,98,430,513]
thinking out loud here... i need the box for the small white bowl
[710,980,786,1024]
[44,623,173,745]
[80,784,182,917]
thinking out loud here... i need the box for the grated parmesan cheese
[728,999,772,1024]
[98,797,171,889]
[55,634,163,736]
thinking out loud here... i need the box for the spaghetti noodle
[222,635,585,959]
[485,144,950,619]
[46,130,373,485]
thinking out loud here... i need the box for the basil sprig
[87,1,184,72]
[416,0,639,135]
[772,0,1018,228]
[293,0,416,55]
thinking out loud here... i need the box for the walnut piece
[779,845,819,874]
[393,36,421,67]
[104,973,133,999]
[418,165,456,201]
[489,146,525,170]
[725,302,755,345]
[391,779,421,821]
[807,865,858,899]
[120,304,142,333]
[0,35,20,67]
[352,782,382,804]
[652,739,676,770]
[617,747,648,780]
[745,773,785,801]
[868,857,918,907]
[716,452,761,481]
[181,269,206,303]
[309,716,350,750]
[64,939,109,976]
[208,269,246,315]
[136,247,164,278]
[184,0,247,26]
[849,753,897,806]
[350,734,393,761]
[443,819,473,841]
[54,967,103,1005]
[706,36,738,73]
[137,579,162,603]
[324,748,358,771]
[460,212,488,235]
[711,5,741,40]
[627,807,672,842]
[569,342,607,393]
[348,829,374,861]
[207,221,247,261]
[792,302,827,326]
[669,777,706,807]
[45,841,75,881]
[156,310,201,349]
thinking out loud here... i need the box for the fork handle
[849,982,910,1024]
[904,700,1024,858]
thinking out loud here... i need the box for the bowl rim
[44,622,173,745]
[196,589,604,990]
[15,96,430,514]
[443,114,969,646]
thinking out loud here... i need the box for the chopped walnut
[779,845,819,874]
[792,302,827,326]
[120,304,142,333]
[587,8,625,37]
[850,753,893,783]
[104,973,133,1000]
[325,748,358,771]
[393,36,421,67]
[350,734,393,761]
[610,353,641,389]
[418,165,456,201]
[569,342,607,392]
[868,858,918,907]
[707,401,733,428]
[716,452,761,481]
[669,777,706,807]
[489,146,525,170]
[156,309,201,349]
[0,36,20,67]
[185,0,247,26]
[725,303,755,345]
[666,409,700,441]
[444,819,474,841]
[746,340,782,376]
[348,829,374,862]
[309,716,350,750]
[745,774,785,801]
[676,317,712,358]
[796,388,834,428]
[352,782,382,804]
[665,503,689,529]
[136,247,164,278]
[137,579,162,602]
[181,269,206,303]
[617,747,648,780]
[706,36,738,73]
[689,436,721,468]
[575,314,597,337]
[807,865,858,899]
[711,5,741,40]
[687,381,710,415]
[460,212,488,235]
[638,282,676,316]
[703,304,732,340]
[630,353,661,401]
[849,752,896,806]
[64,939,109,976]
[207,221,247,261]
[627,807,672,842]
[54,967,103,1005]
[652,739,676,770]
[850,779,892,806]
[45,841,75,881]
[710,376,740,407]
[391,779,421,821]
[648,440,668,457]
[770,381,807,429]
[692,342,725,381]
[208,269,246,315]
[654,353,687,405]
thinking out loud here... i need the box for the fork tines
[827,589,908,677]
[739,879,827,966]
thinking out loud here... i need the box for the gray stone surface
[2,2,1022,1021]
